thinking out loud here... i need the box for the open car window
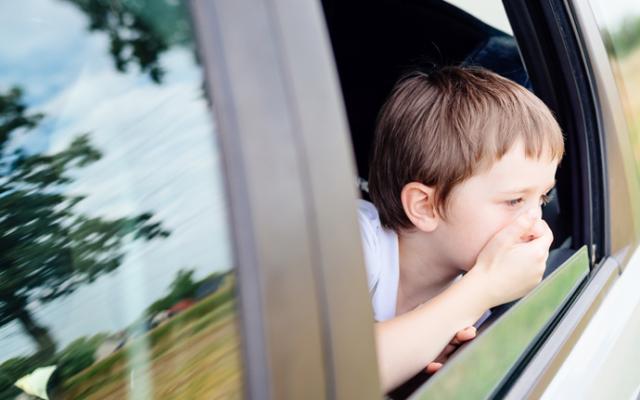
[320,0,602,396]
[410,247,589,398]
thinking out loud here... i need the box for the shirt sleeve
[357,200,381,294]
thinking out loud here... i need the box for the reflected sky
[0,0,233,360]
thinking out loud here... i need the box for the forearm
[375,274,489,392]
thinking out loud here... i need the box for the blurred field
[60,281,242,399]
[617,46,640,165]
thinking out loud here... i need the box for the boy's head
[368,66,564,270]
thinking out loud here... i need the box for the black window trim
[493,0,618,396]
[503,0,607,267]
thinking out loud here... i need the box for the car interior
[319,0,581,396]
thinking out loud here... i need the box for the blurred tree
[168,269,199,301]
[0,87,169,357]
[146,269,199,316]
[610,15,640,57]
[0,88,43,153]
[54,333,109,381]
[62,0,193,83]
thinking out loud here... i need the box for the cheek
[455,207,513,268]
[456,204,507,238]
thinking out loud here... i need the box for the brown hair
[368,66,564,231]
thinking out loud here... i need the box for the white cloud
[0,0,94,104]
[0,0,84,61]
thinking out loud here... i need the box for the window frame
[502,0,640,396]
[503,0,607,265]
[190,0,380,398]
[502,0,640,395]
[399,0,619,397]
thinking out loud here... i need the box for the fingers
[527,220,554,253]
[452,326,476,345]
[426,362,443,374]
[426,327,478,375]
[490,210,538,250]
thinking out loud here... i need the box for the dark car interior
[319,0,579,396]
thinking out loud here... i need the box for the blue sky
[0,0,235,361]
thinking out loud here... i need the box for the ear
[400,182,439,232]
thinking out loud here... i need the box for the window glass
[412,247,589,399]
[589,0,640,179]
[0,1,242,399]
[444,0,513,34]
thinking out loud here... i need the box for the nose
[522,204,543,221]
[532,205,543,220]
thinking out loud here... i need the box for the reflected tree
[146,269,199,316]
[610,15,640,57]
[0,87,169,357]
[61,0,192,83]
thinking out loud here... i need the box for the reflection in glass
[0,1,241,399]
[590,0,640,178]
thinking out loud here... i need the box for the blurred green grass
[60,278,241,399]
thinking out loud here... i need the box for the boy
[359,66,563,391]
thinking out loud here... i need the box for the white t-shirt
[357,199,400,322]
[357,199,492,325]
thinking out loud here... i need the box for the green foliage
[0,87,169,355]
[53,333,109,381]
[0,87,43,154]
[145,269,231,318]
[146,268,199,316]
[170,269,199,300]
[62,0,193,83]
[0,356,34,399]
[0,333,110,398]
[610,15,640,58]
[0,352,53,399]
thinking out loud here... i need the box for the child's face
[434,140,558,272]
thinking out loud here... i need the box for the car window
[588,0,640,181]
[320,0,590,396]
[0,1,242,399]
[443,0,513,34]
[412,247,589,399]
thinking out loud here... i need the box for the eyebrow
[499,180,557,195]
